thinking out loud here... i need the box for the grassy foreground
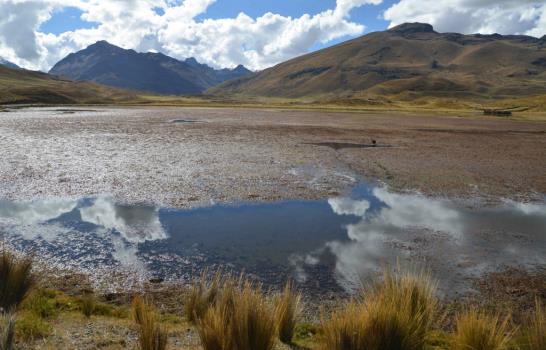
[1,250,545,350]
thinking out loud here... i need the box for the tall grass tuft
[81,292,96,318]
[451,310,514,350]
[274,281,301,344]
[0,313,15,350]
[0,251,35,312]
[525,299,546,350]
[196,278,277,350]
[132,296,168,350]
[320,266,438,350]
[184,269,223,324]
[230,281,277,350]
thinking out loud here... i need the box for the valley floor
[0,106,545,207]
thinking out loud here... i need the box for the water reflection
[80,196,166,243]
[0,186,544,295]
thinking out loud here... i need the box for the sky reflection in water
[0,184,544,294]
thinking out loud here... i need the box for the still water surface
[1,183,545,294]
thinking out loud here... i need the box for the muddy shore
[1,106,545,207]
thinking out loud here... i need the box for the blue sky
[40,0,395,49]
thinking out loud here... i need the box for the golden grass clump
[185,270,223,324]
[0,251,35,312]
[274,281,301,344]
[132,296,168,350]
[197,278,277,350]
[320,266,438,350]
[0,313,15,350]
[525,299,546,350]
[451,310,514,350]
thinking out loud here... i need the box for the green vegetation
[80,292,96,318]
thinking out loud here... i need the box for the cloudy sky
[1,0,545,72]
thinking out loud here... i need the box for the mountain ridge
[209,23,546,100]
[49,41,251,95]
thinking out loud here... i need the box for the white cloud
[0,0,380,71]
[383,0,546,37]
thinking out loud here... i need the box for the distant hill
[0,58,19,69]
[0,65,137,104]
[49,41,251,95]
[209,23,546,100]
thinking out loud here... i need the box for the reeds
[0,250,35,312]
[132,296,168,350]
[525,299,546,350]
[320,267,438,350]
[274,281,301,344]
[451,310,514,350]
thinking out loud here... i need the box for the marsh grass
[274,281,301,344]
[525,299,546,350]
[132,296,168,350]
[196,278,277,350]
[320,267,438,350]
[451,310,514,350]
[0,313,15,350]
[0,251,35,312]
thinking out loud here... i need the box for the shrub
[320,267,438,350]
[0,251,35,312]
[0,313,15,350]
[197,279,277,350]
[132,296,168,350]
[525,299,546,350]
[451,310,514,350]
[274,281,301,343]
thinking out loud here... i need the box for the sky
[1,0,545,72]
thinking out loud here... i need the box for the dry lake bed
[0,106,545,297]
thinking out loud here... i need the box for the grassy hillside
[209,23,546,101]
[0,66,138,105]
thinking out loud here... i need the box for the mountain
[0,64,137,104]
[0,58,19,69]
[49,41,251,95]
[209,23,546,100]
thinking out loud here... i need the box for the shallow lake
[1,183,545,295]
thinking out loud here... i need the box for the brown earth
[0,106,545,207]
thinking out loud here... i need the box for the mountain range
[49,41,251,95]
[210,23,546,100]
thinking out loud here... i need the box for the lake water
[1,183,545,295]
